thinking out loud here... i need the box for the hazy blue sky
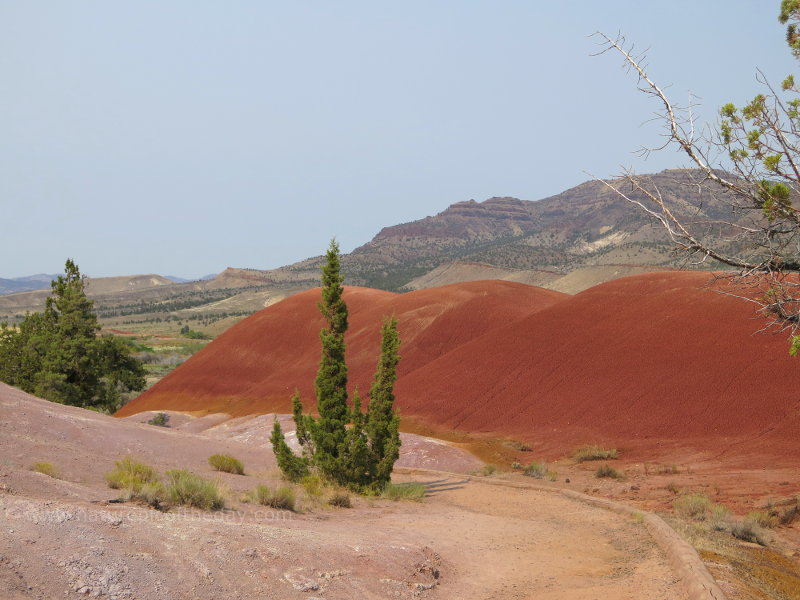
[2,2,796,278]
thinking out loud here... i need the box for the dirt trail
[1,383,689,599]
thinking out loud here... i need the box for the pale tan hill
[403,261,560,291]
[544,264,675,294]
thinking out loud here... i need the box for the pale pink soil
[1,383,686,599]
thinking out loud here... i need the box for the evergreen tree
[270,419,309,482]
[0,259,145,411]
[365,316,402,489]
[310,239,350,484]
[271,241,402,492]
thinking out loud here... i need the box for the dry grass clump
[673,493,712,520]
[247,484,296,510]
[328,490,352,508]
[573,445,618,462]
[478,464,497,476]
[747,510,779,529]
[208,454,245,475]
[30,461,58,478]
[165,469,225,510]
[595,464,622,479]
[731,517,767,545]
[382,482,426,501]
[522,460,548,479]
[105,457,159,493]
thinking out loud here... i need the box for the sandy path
[0,383,688,599]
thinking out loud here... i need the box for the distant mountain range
[0,169,743,323]
[0,274,59,295]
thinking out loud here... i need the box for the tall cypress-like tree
[310,239,350,483]
[365,316,401,489]
[271,240,402,492]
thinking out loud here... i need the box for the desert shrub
[301,474,323,497]
[147,412,170,427]
[747,510,779,529]
[479,464,497,476]
[573,445,618,462]
[546,470,558,482]
[595,464,622,479]
[732,518,767,545]
[523,461,548,479]
[710,504,732,531]
[30,462,57,478]
[328,491,352,508]
[657,463,679,475]
[506,440,532,452]
[248,484,296,511]
[105,457,159,493]
[165,469,225,510]
[673,493,711,520]
[208,454,245,475]
[511,461,522,470]
[382,482,426,501]
[780,502,800,526]
[665,481,680,494]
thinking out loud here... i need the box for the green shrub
[479,464,497,476]
[301,474,323,498]
[248,484,296,511]
[595,464,622,479]
[30,462,57,478]
[105,457,159,493]
[573,445,618,462]
[147,412,170,427]
[328,491,352,508]
[673,493,711,520]
[522,461,548,479]
[208,454,245,475]
[382,482,426,501]
[511,461,522,470]
[546,470,558,482]
[165,469,225,510]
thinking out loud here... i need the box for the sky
[2,2,797,278]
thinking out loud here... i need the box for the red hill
[118,280,565,417]
[118,273,799,462]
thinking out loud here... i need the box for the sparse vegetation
[208,454,245,475]
[147,412,170,427]
[595,464,622,479]
[731,517,767,545]
[522,461,548,479]
[710,504,732,531]
[382,482,426,501]
[665,481,680,494]
[673,493,712,520]
[747,510,779,529]
[573,445,618,462]
[546,470,558,482]
[301,474,323,498]
[511,461,522,470]
[328,490,352,508]
[247,484,296,511]
[30,462,57,478]
[479,464,497,476]
[165,469,225,510]
[105,457,159,493]
[657,463,679,475]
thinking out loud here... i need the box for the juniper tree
[271,240,403,492]
[365,316,401,490]
[0,259,145,411]
[310,239,350,483]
